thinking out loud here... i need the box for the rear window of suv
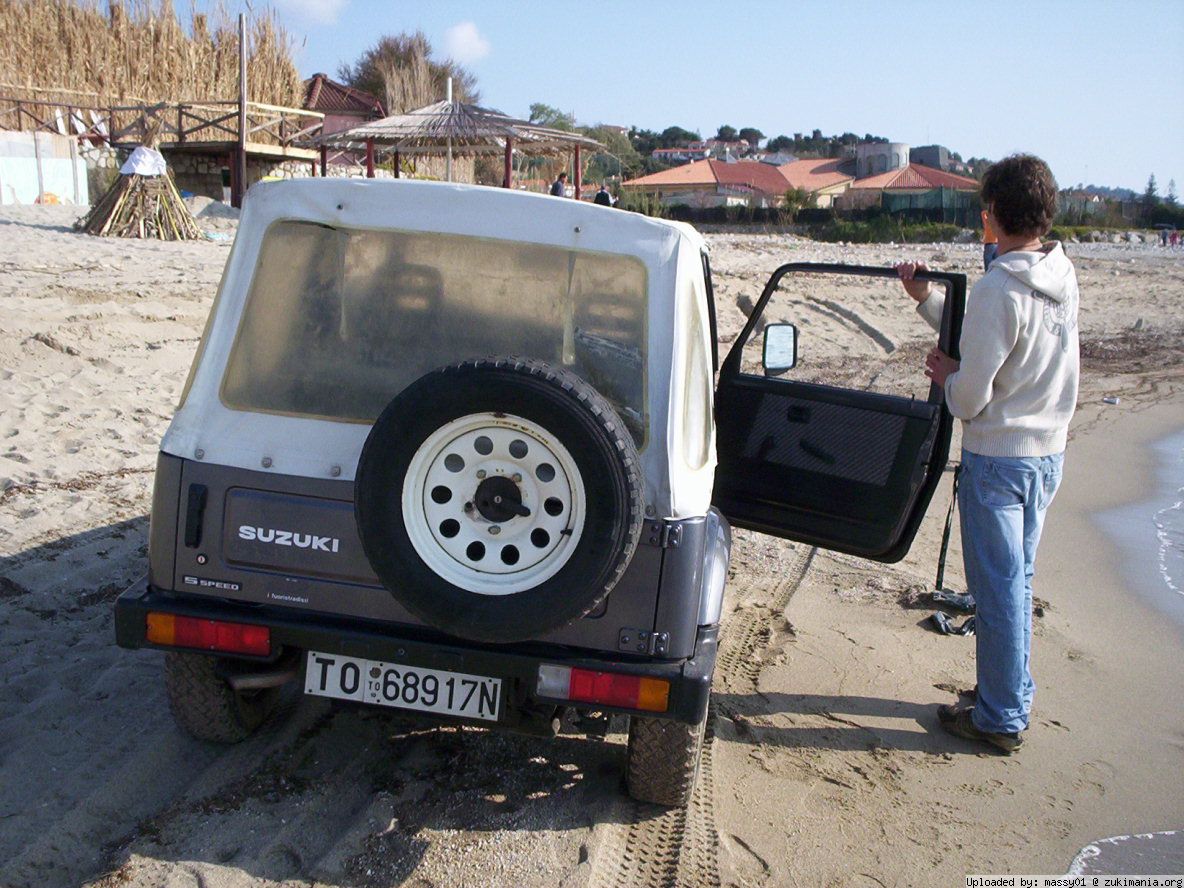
[220,221,649,445]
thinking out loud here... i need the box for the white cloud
[443,21,490,65]
[271,0,346,26]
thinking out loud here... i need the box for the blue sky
[235,0,1180,193]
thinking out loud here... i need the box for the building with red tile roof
[838,162,980,217]
[303,73,385,136]
[622,159,796,208]
[848,163,979,192]
[777,158,855,207]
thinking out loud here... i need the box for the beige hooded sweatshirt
[917,242,1080,457]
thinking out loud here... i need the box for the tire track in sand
[591,543,815,888]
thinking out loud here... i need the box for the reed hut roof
[315,99,603,156]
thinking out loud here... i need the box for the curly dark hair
[980,154,1058,238]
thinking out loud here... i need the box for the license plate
[304,651,502,721]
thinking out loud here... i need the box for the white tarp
[162,178,717,520]
[120,146,168,177]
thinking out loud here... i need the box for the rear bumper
[114,577,717,727]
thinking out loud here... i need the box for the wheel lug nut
[464,502,474,512]
[489,525,501,535]
[512,473,522,483]
[476,470,487,479]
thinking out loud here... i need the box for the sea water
[1096,427,1184,629]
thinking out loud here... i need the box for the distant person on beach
[896,153,1080,755]
[550,172,568,197]
[594,183,613,207]
[982,208,999,270]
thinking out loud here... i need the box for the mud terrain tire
[164,651,279,743]
[626,713,707,807]
[355,357,644,644]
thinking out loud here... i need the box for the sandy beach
[1,203,1182,888]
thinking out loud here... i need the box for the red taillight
[537,664,669,712]
[146,612,271,656]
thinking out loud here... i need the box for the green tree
[629,127,661,156]
[659,125,700,147]
[1142,174,1159,221]
[781,187,815,221]
[528,103,575,131]
[337,31,479,114]
[766,135,794,153]
[1166,178,1177,207]
[584,125,643,180]
[1144,173,1159,203]
[716,124,738,142]
[738,127,764,147]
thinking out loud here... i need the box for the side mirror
[762,323,798,376]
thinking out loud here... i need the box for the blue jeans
[958,449,1064,734]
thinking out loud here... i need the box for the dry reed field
[0,0,301,109]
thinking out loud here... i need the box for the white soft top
[163,178,716,519]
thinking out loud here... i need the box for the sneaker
[937,705,1023,754]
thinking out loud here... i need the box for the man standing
[594,183,613,207]
[550,171,568,197]
[982,208,999,271]
[897,154,1079,754]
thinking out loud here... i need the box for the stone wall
[76,146,480,202]
[160,151,324,200]
[77,142,121,199]
[162,151,228,200]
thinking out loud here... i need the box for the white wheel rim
[402,412,587,596]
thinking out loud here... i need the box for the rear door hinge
[618,627,670,656]
[642,520,682,549]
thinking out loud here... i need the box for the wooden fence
[0,96,322,150]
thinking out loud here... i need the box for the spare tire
[355,357,644,643]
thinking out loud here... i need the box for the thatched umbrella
[315,82,603,196]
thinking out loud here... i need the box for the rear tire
[163,652,279,743]
[626,712,707,807]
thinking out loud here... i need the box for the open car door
[713,263,966,562]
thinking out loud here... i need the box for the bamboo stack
[75,168,201,240]
[0,0,301,111]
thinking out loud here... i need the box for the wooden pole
[445,77,453,183]
[232,12,248,208]
[319,146,327,177]
[32,131,45,203]
[365,140,375,178]
[394,150,400,178]
[503,138,512,188]
[227,151,237,206]
[574,146,582,200]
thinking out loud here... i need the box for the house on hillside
[1060,190,1105,217]
[911,144,972,176]
[837,163,980,222]
[910,144,949,171]
[852,141,910,177]
[621,158,793,208]
[303,73,388,177]
[778,158,854,208]
[651,146,712,165]
[303,73,385,135]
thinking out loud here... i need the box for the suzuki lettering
[237,525,341,553]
